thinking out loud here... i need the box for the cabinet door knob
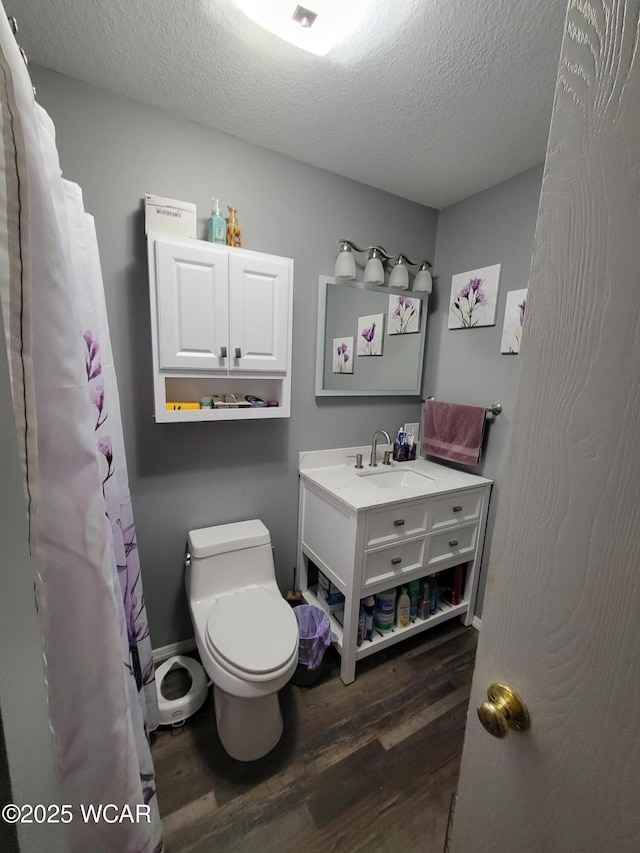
[453,505,463,512]
[390,556,402,565]
[394,519,405,527]
[220,346,227,358]
[449,539,459,547]
[234,347,242,359]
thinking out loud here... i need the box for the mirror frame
[315,276,428,397]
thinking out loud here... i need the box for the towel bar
[424,397,502,416]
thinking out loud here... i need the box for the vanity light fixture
[334,239,433,291]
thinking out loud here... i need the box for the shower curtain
[0,10,162,852]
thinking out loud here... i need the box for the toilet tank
[186,519,277,600]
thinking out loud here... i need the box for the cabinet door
[155,239,229,371]
[228,252,291,373]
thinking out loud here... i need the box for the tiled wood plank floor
[152,620,478,853]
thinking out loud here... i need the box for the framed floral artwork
[332,336,354,373]
[388,294,421,334]
[448,263,501,329]
[357,313,384,356]
[500,288,527,354]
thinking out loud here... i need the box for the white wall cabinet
[147,233,293,421]
[297,454,492,684]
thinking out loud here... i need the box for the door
[228,251,291,372]
[451,2,640,851]
[155,237,229,371]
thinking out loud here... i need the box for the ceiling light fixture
[236,1,370,56]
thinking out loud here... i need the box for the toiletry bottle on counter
[226,205,242,247]
[393,427,405,462]
[208,198,226,243]
[396,586,410,628]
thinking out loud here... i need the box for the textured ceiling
[15,0,567,209]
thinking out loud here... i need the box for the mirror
[315,276,428,396]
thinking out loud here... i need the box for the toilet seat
[206,587,298,677]
[155,655,209,727]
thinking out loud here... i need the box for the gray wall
[427,165,544,615]
[29,66,438,648]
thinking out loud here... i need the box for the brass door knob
[477,682,530,739]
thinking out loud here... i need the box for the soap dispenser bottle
[208,198,226,244]
[226,205,242,248]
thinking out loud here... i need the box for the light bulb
[334,241,356,279]
[363,248,385,284]
[413,261,432,293]
[389,256,409,290]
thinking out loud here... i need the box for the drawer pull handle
[234,347,242,359]
[449,539,459,548]
[394,519,405,527]
[220,346,227,358]
[391,556,402,565]
[453,505,463,512]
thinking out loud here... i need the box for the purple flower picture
[448,264,501,329]
[332,336,354,373]
[500,288,528,354]
[357,313,384,356]
[388,294,421,334]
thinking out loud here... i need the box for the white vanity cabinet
[297,452,492,684]
[147,232,293,421]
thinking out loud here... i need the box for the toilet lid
[206,588,298,675]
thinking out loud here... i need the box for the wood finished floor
[152,620,478,853]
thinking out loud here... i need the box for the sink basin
[357,469,433,489]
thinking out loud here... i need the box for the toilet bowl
[155,655,209,727]
[185,520,299,761]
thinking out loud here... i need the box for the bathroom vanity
[297,448,492,684]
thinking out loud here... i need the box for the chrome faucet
[369,429,391,467]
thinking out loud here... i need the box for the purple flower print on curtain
[84,328,155,694]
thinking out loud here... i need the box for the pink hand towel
[422,400,486,466]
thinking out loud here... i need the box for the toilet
[185,519,299,761]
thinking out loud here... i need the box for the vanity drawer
[365,499,430,548]
[430,487,484,532]
[362,538,427,588]
[427,523,478,569]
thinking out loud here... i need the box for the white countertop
[299,446,492,511]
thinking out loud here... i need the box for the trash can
[290,604,332,686]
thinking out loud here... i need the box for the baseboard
[472,615,482,631]
[152,637,197,665]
